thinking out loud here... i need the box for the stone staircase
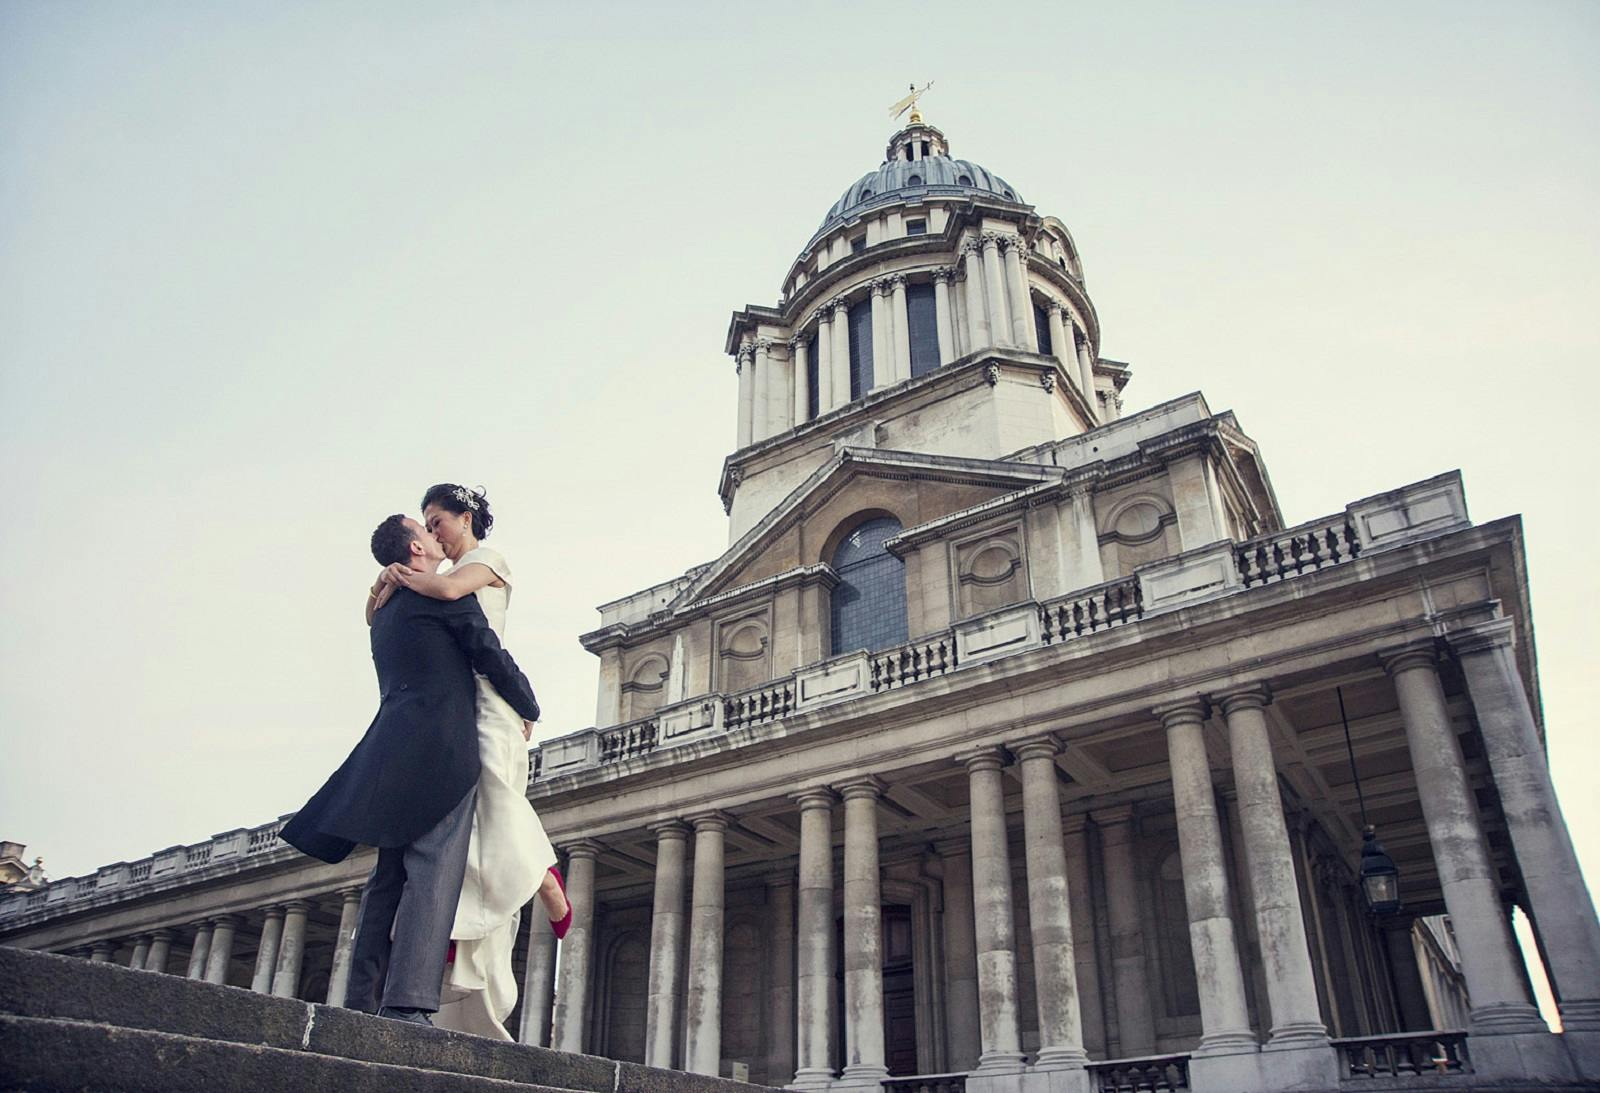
[0,946,782,1093]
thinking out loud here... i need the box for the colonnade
[65,886,365,1005]
[735,232,1099,447]
[544,624,1597,1079]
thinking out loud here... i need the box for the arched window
[957,173,973,185]
[906,173,923,187]
[830,517,908,654]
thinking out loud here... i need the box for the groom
[279,514,540,1024]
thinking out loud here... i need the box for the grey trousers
[344,785,477,1013]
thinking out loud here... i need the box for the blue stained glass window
[907,282,940,377]
[806,334,820,421]
[830,517,908,655]
[848,300,874,400]
[1034,303,1053,356]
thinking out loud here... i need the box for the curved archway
[829,516,907,655]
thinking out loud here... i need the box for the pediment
[670,447,1061,611]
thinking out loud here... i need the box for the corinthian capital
[932,266,955,283]
[737,344,755,366]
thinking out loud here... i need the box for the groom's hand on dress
[522,720,535,742]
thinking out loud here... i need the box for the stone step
[1,1014,576,1093]
[0,947,778,1093]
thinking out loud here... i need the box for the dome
[807,155,1025,249]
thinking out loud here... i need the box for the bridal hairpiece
[452,486,481,511]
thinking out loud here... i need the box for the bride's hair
[421,483,494,540]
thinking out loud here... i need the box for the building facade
[5,116,1599,1093]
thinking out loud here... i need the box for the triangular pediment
[670,447,1062,611]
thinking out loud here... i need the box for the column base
[786,1066,835,1091]
[1469,1028,1576,1084]
[972,1049,1027,1074]
[1030,1045,1089,1070]
[1191,1029,1258,1057]
[1469,1000,1550,1035]
[833,1064,889,1091]
[1263,1021,1328,1050]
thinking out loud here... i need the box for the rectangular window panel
[906,219,927,236]
[807,335,820,421]
[1034,304,1053,356]
[907,282,940,377]
[848,300,874,399]
[851,235,867,254]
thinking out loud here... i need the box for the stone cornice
[579,563,840,653]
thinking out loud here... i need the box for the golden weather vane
[889,81,934,125]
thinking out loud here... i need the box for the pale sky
[3,0,1597,939]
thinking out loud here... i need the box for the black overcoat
[279,588,540,864]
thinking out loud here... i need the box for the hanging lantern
[1359,825,1401,915]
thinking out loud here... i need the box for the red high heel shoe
[548,866,573,940]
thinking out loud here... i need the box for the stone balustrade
[1235,513,1361,587]
[1333,1030,1471,1079]
[870,630,958,691]
[1086,1053,1192,1092]
[598,716,660,764]
[880,1073,967,1093]
[1039,573,1144,643]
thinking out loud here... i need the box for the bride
[368,482,571,1040]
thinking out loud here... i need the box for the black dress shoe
[377,1006,434,1026]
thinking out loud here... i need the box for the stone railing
[0,812,294,925]
[1236,513,1361,588]
[1040,573,1144,644]
[723,678,796,730]
[870,630,959,692]
[1333,1030,1471,1079]
[599,716,660,765]
[1087,1053,1191,1092]
[881,1074,966,1093]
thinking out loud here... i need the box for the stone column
[1154,701,1257,1053]
[792,337,810,425]
[834,776,889,1086]
[831,299,851,404]
[791,787,838,1089]
[959,748,1026,1073]
[128,934,151,970]
[645,820,691,1069]
[1215,687,1329,1047]
[889,275,912,383]
[271,900,310,998]
[938,841,982,1071]
[766,873,797,1086]
[184,922,211,979]
[814,314,834,414]
[1062,814,1107,1057]
[869,281,890,390]
[1381,645,1545,1032]
[1013,736,1089,1068]
[205,914,243,987]
[736,346,754,449]
[684,811,727,1077]
[1096,805,1159,1056]
[553,841,602,1053]
[980,234,1011,347]
[1003,237,1035,350]
[752,339,773,441]
[1451,618,1600,1045]
[1382,919,1434,1032]
[252,907,285,993]
[1046,303,1074,391]
[146,929,175,975]
[932,269,955,364]
[324,890,362,1005]
[520,922,558,1046]
[1074,334,1097,418]
[961,240,989,351]
[89,941,114,963]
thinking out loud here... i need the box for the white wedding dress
[433,546,558,1040]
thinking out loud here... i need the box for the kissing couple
[281,482,571,1040]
